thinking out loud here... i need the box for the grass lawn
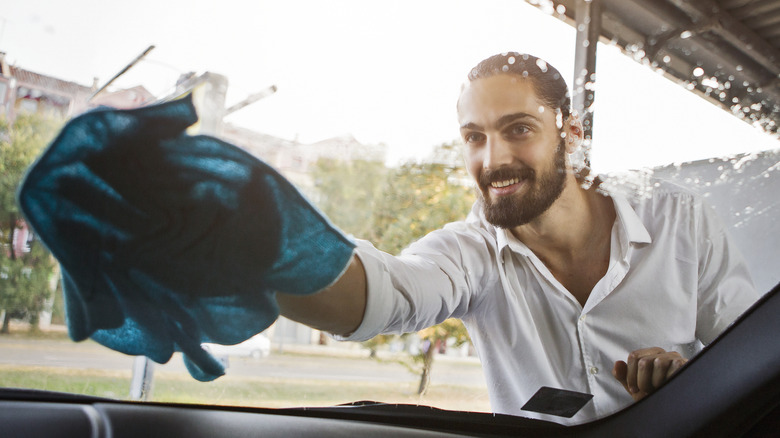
[1,326,490,412]
[0,364,491,413]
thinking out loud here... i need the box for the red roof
[7,65,93,97]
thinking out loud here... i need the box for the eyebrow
[459,112,542,131]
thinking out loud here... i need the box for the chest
[472,246,701,351]
[540,251,610,307]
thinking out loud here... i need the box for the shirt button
[579,314,586,322]
[589,366,599,375]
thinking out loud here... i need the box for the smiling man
[277,52,758,424]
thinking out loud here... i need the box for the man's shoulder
[597,171,701,206]
[405,202,499,254]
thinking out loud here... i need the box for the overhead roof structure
[526,0,780,138]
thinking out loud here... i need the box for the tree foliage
[416,318,471,395]
[310,158,387,241]
[310,142,477,394]
[0,241,57,333]
[0,114,62,222]
[371,142,474,255]
[0,113,63,333]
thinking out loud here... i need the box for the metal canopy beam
[572,0,602,168]
[525,0,780,137]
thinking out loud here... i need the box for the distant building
[90,85,156,110]
[221,124,387,194]
[0,51,155,121]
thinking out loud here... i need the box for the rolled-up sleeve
[333,226,483,341]
[332,240,405,341]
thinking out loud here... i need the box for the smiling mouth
[490,177,521,188]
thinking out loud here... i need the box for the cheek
[523,138,558,165]
[464,148,483,178]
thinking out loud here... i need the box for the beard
[477,139,567,229]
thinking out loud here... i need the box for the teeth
[491,178,519,188]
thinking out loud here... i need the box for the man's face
[457,74,569,228]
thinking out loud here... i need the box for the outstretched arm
[277,255,368,336]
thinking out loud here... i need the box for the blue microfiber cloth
[17,95,355,381]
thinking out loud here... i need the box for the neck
[511,175,616,306]
[511,174,612,257]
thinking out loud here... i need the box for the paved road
[0,337,487,388]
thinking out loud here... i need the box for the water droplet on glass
[663,55,671,63]
[693,67,704,77]
[538,106,545,114]
[701,76,717,87]
[507,56,516,65]
[736,65,743,71]
[680,30,693,39]
[536,59,548,72]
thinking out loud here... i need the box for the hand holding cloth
[17,96,354,381]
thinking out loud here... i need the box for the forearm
[276,255,367,336]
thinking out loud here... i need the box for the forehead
[457,74,547,127]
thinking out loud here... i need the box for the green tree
[0,113,63,333]
[310,158,388,240]
[370,142,476,395]
[416,318,471,395]
[309,142,476,394]
[372,142,475,255]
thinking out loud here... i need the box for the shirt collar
[611,193,652,245]
[491,192,652,257]
[468,205,532,257]
[496,227,531,256]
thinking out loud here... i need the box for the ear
[564,113,584,154]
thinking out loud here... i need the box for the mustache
[478,166,536,190]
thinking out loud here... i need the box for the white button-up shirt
[340,180,757,424]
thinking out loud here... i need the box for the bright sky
[1,0,778,172]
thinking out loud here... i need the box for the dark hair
[467,52,571,121]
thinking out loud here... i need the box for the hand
[612,347,688,401]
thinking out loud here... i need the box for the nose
[483,136,514,170]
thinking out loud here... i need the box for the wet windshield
[1,0,778,425]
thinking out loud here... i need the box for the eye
[505,124,530,138]
[464,132,486,144]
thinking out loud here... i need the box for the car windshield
[1,0,778,426]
